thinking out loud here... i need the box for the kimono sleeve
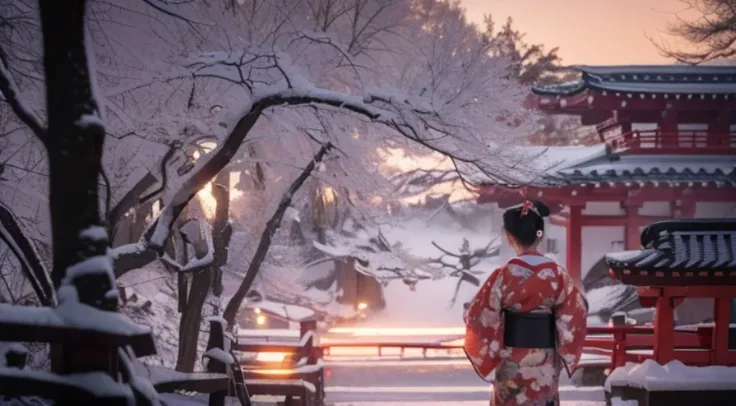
[554,266,588,376]
[463,266,505,381]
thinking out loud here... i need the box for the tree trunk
[39,0,125,378]
[175,268,210,372]
[175,171,230,372]
[211,171,231,297]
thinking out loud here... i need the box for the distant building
[479,65,736,290]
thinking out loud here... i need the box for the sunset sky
[459,0,696,65]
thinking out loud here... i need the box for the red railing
[584,325,736,370]
[605,130,736,154]
[235,321,735,372]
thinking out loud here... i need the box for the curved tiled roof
[533,65,736,96]
[605,219,736,282]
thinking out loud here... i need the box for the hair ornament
[520,200,539,217]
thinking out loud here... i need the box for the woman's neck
[515,247,541,256]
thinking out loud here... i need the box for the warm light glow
[322,185,337,205]
[254,308,261,314]
[377,147,475,204]
[196,182,217,219]
[327,326,465,336]
[250,368,296,376]
[255,352,288,363]
[256,315,266,325]
[357,302,368,310]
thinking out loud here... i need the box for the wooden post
[712,298,731,365]
[300,317,318,364]
[206,319,227,406]
[653,293,675,365]
[566,205,583,285]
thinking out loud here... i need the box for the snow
[161,220,215,273]
[474,145,607,185]
[203,347,235,365]
[79,226,108,241]
[74,113,104,130]
[610,398,638,406]
[586,285,637,316]
[605,359,736,392]
[247,299,316,321]
[62,255,113,285]
[0,367,134,399]
[132,362,225,387]
[0,285,150,337]
[109,242,147,260]
[0,342,26,368]
[237,329,300,340]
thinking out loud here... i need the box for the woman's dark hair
[502,200,551,247]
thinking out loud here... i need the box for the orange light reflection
[326,327,465,336]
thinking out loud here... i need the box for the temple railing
[606,129,736,154]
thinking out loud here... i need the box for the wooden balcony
[606,130,736,154]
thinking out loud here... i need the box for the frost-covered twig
[0,202,54,306]
[0,45,45,140]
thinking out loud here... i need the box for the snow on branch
[0,46,45,140]
[159,218,214,273]
[144,45,519,253]
[0,202,54,306]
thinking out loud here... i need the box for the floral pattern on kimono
[463,253,588,406]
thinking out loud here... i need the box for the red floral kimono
[464,253,588,406]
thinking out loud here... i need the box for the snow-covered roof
[474,144,608,185]
[244,299,315,321]
[481,147,736,187]
[533,64,736,96]
[606,218,736,275]
[557,152,736,187]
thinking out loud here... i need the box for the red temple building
[480,65,736,288]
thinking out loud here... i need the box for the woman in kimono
[464,200,588,406]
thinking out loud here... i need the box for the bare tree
[655,0,736,63]
[426,237,499,307]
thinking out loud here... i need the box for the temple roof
[476,145,736,188]
[556,152,736,187]
[605,219,736,274]
[533,65,736,96]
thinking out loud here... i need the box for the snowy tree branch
[0,46,46,140]
[0,202,54,306]
[160,218,214,273]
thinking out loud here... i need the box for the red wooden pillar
[653,291,676,365]
[566,205,583,285]
[712,298,731,365]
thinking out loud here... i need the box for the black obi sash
[502,309,556,349]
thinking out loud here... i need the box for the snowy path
[161,358,606,405]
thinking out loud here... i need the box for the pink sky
[460,0,695,65]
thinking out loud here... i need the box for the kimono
[464,252,588,406]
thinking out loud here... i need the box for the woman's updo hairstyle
[502,200,551,248]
